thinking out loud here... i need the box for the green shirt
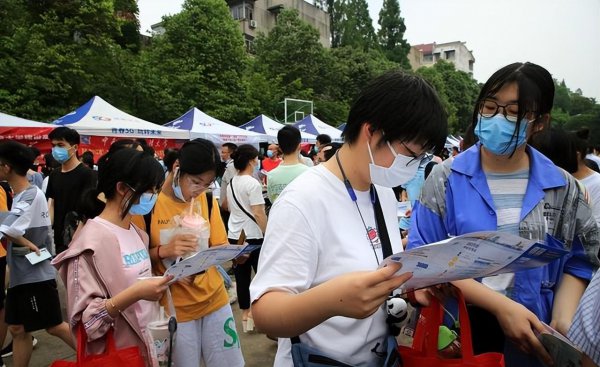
[267,163,310,203]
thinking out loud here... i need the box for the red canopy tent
[0,111,55,152]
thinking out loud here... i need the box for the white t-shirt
[226,175,264,240]
[581,172,600,226]
[250,165,403,367]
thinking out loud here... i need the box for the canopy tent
[337,123,346,132]
[293,115,343,143]
[165,108,265,146]
[239,114,316,143]
[445,135,462,149]
[0,112,56,151]
[53,96,189,140]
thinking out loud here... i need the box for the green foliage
[377,0,410,69]
[417,61,480,134]
[339,0,377,50]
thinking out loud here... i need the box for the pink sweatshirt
[53,219,157,367]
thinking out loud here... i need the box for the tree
[340,0,377,50]
[328,0,345,48]
[113,0,141,53]
[377,0,410,69]
[416,60,480,134]
[553,79,571,113]
[139,0,248,124]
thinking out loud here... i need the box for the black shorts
[5,279,63,332]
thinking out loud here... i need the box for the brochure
[163,244,260,284]
[381,231,568,291]
[25,248,52,265]
[537,322,583,366]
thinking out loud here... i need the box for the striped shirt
[482,169,529,295]
[568,270,600,365]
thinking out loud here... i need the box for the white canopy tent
[165,108,265,146]
[0,112,53,128]
[53,96,189,140]
[293,115,343,142]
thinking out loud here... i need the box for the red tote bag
[398,289,504,367]
[51,323,146,367]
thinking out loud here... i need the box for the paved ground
[3,301,278,367]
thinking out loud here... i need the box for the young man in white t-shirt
[250,71,448,366]
[267,126,310,203]
[0,141,75,367]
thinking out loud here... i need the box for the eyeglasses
[398,142,432,167]
[479,99,539,123]
[176,170,214,191]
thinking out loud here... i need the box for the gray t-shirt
[0,185,56,287]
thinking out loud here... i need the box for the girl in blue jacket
[408,62,600,367]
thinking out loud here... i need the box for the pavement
[3,301,278,367]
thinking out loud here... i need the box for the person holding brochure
[52,148,171,367]
[408,62,600,367]
[250,71,447,366]
[0,141,74,367]
[147,139,244,367]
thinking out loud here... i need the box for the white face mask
[367,140,420,187]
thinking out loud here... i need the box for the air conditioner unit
[249,20,257,29]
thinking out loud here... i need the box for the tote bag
[398,289,504,367]
[50,323,145,367]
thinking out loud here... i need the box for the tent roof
[53,96,189,139]
[293,115,343,142]
[0,112,54,128]
[239,114,316,143]
[165,108,265,146]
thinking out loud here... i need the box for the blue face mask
[474,115,528,155]
[52,146,71,164]
[313,146,319,153]
[266,150,274,158]
[253,161,260,174]
[172,168,187,202]
[129,192,158,215]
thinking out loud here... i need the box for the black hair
[277,126,302,155]
[321,142,342,162]
[163,148,179,173]
[79,148,164,220]
[571,128,592,163]
[424,161,438,179]
[529,127,577,173]
[48,126,80,145]
[108,139,141,154]
[222,142,238,153]
[42,153,59,177]
[316,134,331,145]
[29,146,40,158]
[0,141,35,176]
[232,144,259,171]
[343,70,447,152]
[585,159,600,173]
[81,151,94,169]
[178,138,220,175]
[465,62,555,155]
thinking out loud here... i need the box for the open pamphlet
[537,322,583,366]
[381,231,568,291]
[163,244,260,284]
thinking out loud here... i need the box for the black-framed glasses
[479,99,522,123]
[398,142,432,167]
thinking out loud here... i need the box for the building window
[245,4,254,20]
[231,5,244,20]
[433,52,440,62]
[445,50,456,60]
[245,35,255,53]
[469,60,474,71]
[423,54,433,63]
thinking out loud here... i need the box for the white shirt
[581,172,600,226]
[226,174,264,240]
[585,153,600,167]
[250,165,402,367]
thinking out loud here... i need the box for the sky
[137,0,600,101]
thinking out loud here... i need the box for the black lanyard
[335,151,394,262]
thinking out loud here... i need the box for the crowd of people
[0,62,598,367]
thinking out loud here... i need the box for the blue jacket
[408,143,600,323]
